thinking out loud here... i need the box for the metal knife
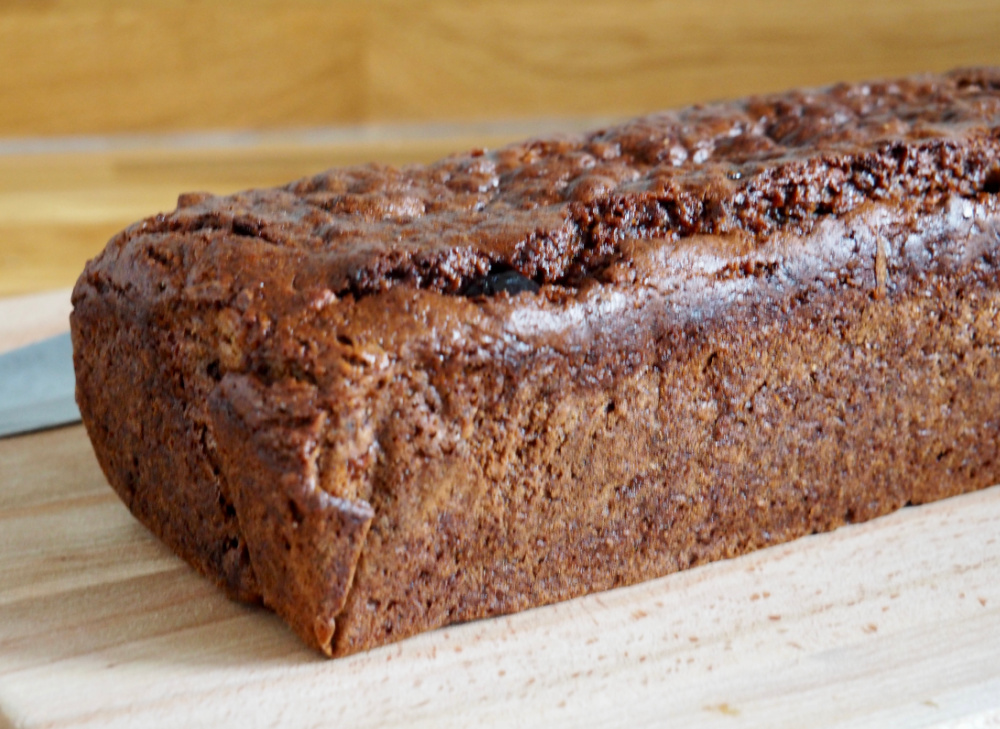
[0,332,81,439]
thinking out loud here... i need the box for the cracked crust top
[97,68,1000,301]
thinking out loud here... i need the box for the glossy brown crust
[126,67,1000,296]
[72,69,1000,656]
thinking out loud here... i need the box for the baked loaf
[72,69,1000,657]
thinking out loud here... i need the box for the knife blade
[0,332,80,439]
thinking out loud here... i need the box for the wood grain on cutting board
[0,292,999,728]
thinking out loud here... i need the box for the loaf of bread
[71,69,1000,657]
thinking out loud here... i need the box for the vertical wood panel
[0,0,367,135]
[368,0,1000,122]
[0,0,999,136]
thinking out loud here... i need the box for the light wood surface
[0,289,72,354]
[1,293,1000,728]
[1,0,999,137]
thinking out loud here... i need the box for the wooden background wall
[4,0,1000,136]
[1,0,999,295]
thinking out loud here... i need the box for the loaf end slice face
[208,374,374,654]
[71,68,1000,656]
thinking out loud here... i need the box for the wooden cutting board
[1,290,999,729]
